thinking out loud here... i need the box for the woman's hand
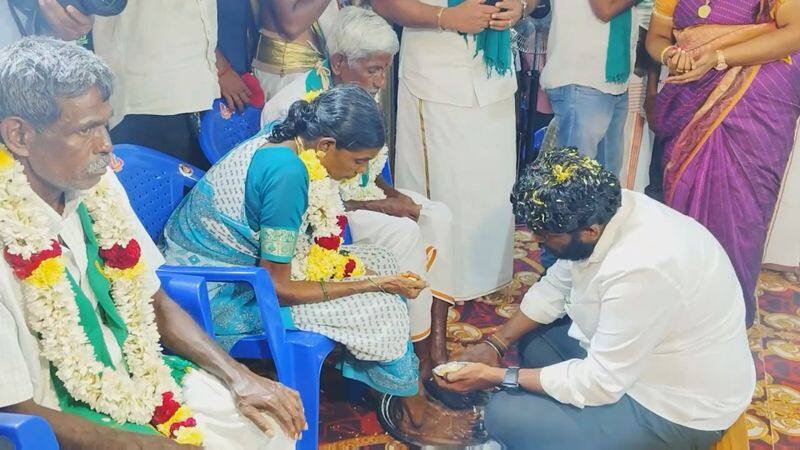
[490,0,525,31]
[666,48,695,75]
[374,272,429,299]
[666,50,717,84]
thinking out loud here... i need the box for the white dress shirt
[520,190,755,431]
[0,171,165,409]
[539,0,639,95]
[92,0,219,127]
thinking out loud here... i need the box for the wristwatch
[501,366,520,390]
[714,50,728,71]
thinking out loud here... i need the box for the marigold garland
[0,144,202,445]
[291,149,365,281]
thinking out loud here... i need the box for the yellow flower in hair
[552,164,576,183]
[302,89,323,103]
[298,150,329,181]
[0,144,14,171]
[27,258,65,288]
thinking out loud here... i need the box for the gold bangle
[367,277,387,294]
[660,45,676,65]
[319,280,330,301]
[436,7,446,31]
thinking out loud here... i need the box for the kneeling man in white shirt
[435,147,755,449]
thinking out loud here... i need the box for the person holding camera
[2,0,95,48]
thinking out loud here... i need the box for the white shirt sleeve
[539,268,681,407]
[0,300,34,407]
[519,259,572,324]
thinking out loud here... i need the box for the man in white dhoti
[0,37,300,450]
[261,6,456,373]
[373,0,535,302]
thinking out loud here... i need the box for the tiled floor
[318,229,800,449]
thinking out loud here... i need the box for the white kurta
[395,0,517,301]
[0,171,291,449]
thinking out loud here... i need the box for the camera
[9,0,127,36]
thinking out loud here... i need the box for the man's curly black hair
[512,147,622,234]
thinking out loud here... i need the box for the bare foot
[395,393,482,445]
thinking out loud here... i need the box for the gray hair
[327,6,399,62]
[0,36,113,131]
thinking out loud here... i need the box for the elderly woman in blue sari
[162,86,478,444]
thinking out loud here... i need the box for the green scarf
[49,204,194,435]
[448,0,511,77]
[605,9,632,84]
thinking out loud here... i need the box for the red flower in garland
[151,391,181,425]
[3,240,62,279]
[98,239,141,270]
[343,259,356,277]
[169,417,197,436]
[314,235,341,251]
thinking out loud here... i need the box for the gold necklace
[698,0,712,18]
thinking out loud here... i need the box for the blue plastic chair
[157,266,336,450]
[0,413,58,450]
[199,99,263,164]
[112,144,204,241]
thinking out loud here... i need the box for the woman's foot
[395,392,483,445]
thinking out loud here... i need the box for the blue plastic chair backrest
[199,99,263,164]
[0,412,59,450]
[113,144,204,240]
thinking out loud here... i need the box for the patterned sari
[162,133,419,397]
[652,0,800,325]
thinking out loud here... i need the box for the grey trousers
[484,319,724,450]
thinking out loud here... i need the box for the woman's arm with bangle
[259,258,383,305]
[722,1,800,66]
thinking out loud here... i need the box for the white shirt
[521,190,755,431]
[92,0,219,127]
[398,0,517,108]
[0,171,165,410]
[539,1,639,95]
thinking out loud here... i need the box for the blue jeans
[546,84,628,176]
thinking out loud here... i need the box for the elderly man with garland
[436,147,756,449]
[0,37,302,449]
[261,6,456,378]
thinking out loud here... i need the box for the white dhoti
[253,69,307,104]
[347,190,455,341]
[183,370,294,450]
[763,121,800,271]
[394,80,516,301]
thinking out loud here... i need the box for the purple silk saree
[652,0,800,325]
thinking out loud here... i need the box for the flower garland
[0,146,202,445]
[291,149,365,281]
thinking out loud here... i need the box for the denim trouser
[546,84,628,176]
[484,319,725,450]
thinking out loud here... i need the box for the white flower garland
[0,153,178,424]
